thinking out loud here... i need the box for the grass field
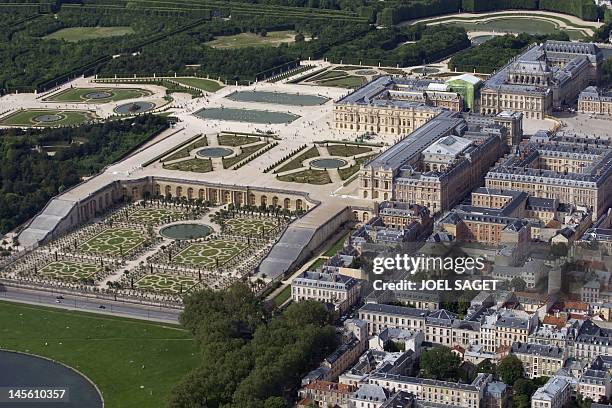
[45,88,151,103]
[0,110,97,127]
[44,26,135,42]
[206,30,298,49]
[0,302,197,408]
[172,77,223,92]
[338,153,376,180]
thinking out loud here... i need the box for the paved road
[0,285,181,324]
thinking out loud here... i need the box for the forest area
[0,115,169,235]
[170,284,339,408]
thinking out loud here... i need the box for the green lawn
[326,144,372,157]
[380,67,407,75]
[277,169,331,185]
[205,30,298,49]
[0,302,198,408]
[309,257,327,269]
[160,135,208,163]
[45,88,151,103]
[172,77,223,92]
[335,66,363,71]
[338,153,377,180]
[0,110,97,127]
[94,79,202,98]
[218,133,260,146]
[319,75,365,88]
[163,158,213,173]
[309,70,347,82]
[135,274,200,294]
[272,285,291,307]
[323,229,351,256]
[276,146,319,173]
[44,26,135,42]
[38,261,100,283]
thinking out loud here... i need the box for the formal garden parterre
[134,273,201,295]
[157,132,278,172]
[78,227,148,257]
[171,239,249,269]
[38,260,101,283]
[1,200,294,304]
[8,251,121,289]
[110,206,193,226]
[0,109,98,127]
[43,87,152,103]
[273,142,380,185]
[225,217,280,237]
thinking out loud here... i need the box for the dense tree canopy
[0,115,169,234]
[171,285,338,407]
[497,355,525,386]
[419,346,461,381]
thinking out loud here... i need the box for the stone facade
[481,41,601,119]
[359,111,507,214]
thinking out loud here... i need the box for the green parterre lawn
[172,77,223,92]
[226,218,278,236]
[277,168,331,185]
[45,88,151,103]
[326,144,372,157]
[0,110,97,127]
[127,208,184,225]
[0,302,198,408]
[217,133,260,146]
[79,228,146,256]
[163,157,213,173]
[172,240,248,268]
[135,274,200,294]
[320,75,366,88]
